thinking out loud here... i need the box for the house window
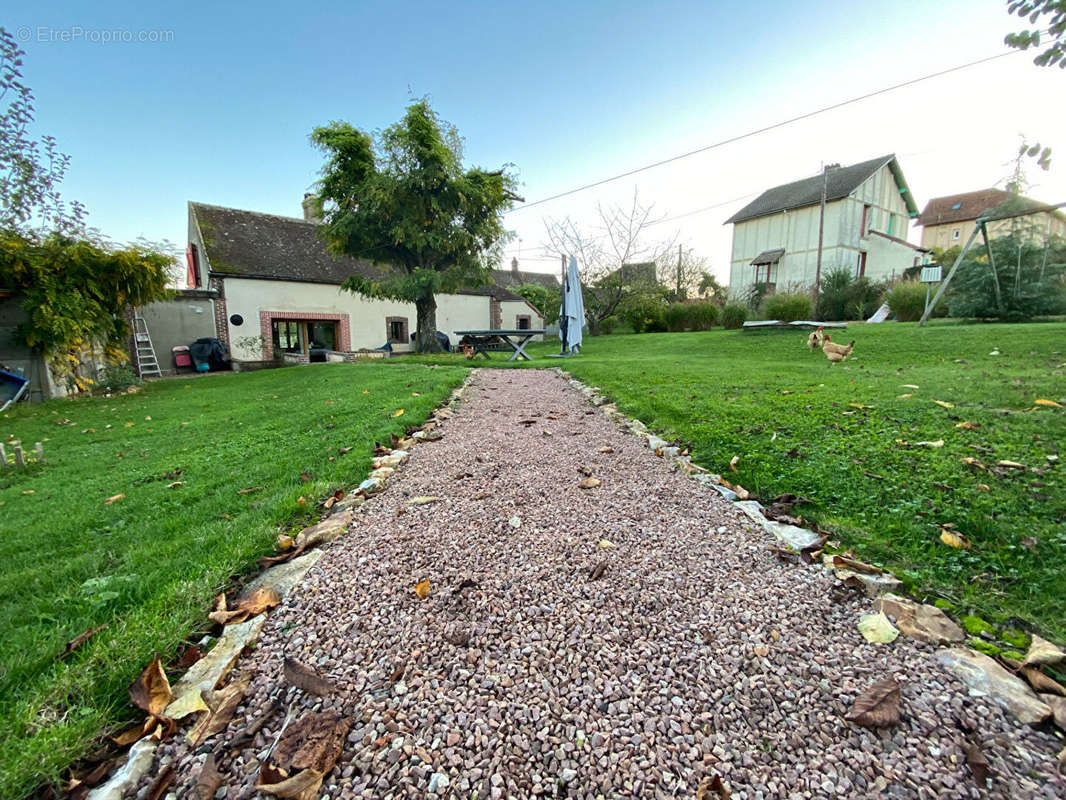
[271,319,338,355]
[887,213,895,236]
[186,244,201,288]
[516,315,531,330]
[860,204,870,237]
[952,228,960,240]
[386,316,409,344]
[754,262,778,292]
[856,251,867,278]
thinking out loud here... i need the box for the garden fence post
[0,442,6,469]
[14,442,24,469]
[35,442,44,462]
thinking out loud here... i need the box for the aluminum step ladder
[133,315,162,377]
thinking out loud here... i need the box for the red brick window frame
[385,316,409,344]
[516,314,531,330]
[259,311,350,360]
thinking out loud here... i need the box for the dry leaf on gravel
[578,477,601,489]
[188,675,250,746]
[174,645,203,670]
[193,754,222,800]
[939,528,971,549]
[283,658,335,696]
[409,496,442,505]
[59,624,106,660]
[589,562,607,581]
[208,587,280,626]
[831,555,883,574]
[598,539,616,549]
[1023,634,1065,667]
[599,447,614,453]
[695,773,730,799]
[147,765,174,800]
[104,493,125,505]
[111,723,148,746]
[1020,666,1066,696]
[964,742,990,788]
[258,711,352,799]
[129,655,172,716]
[846,677,901,728]
[857,612,899,643]
[414,579,431,599]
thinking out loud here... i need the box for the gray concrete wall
[136,290,218,374]
[0,295,53,403]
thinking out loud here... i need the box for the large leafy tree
[310,101,520,352]
[1005,0,1066,68]
[0,27,172,389]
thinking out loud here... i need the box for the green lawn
[403,323,1066,644]
[0,363,465,799]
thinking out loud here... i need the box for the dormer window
[951,201,962,210]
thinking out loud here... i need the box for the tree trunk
[588,317,601,337]
[414,292,442,353]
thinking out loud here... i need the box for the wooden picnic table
[455,329,545,361]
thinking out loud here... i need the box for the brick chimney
[511,257,519,275]
[302,193,321,223]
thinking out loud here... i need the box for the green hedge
[721,302,747,330]
[761,292,813,322]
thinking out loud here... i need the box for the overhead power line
[507,47,1024,213]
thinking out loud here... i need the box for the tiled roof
[492,269,560,290]
[725,155,915,225]
[916,189,1054,227]
[190,202,526,301]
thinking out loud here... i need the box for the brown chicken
[822,332,855,362]
[807,328,825,350]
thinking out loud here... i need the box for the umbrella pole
[560,253,568,354]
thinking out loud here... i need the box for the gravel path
[153,368,1062,799]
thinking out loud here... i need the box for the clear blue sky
[8,0,1064,281]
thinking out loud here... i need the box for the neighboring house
[488,258,560,330]
[916,189,1066,252]
[184,200,543,368]
[725,154,929,295]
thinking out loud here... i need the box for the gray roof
[724,155,918,225]
[751,248,784,265]
[493,269,560,290]
[190,202,525,301]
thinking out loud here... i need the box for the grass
[0,363,465,799]
[400,323,1066,643]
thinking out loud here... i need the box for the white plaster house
[185,201,546,367]
[725,155,930,295]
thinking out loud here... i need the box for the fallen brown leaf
[256,768,324,800]
[964,741,990,788]
[728,455,739,472]
[831,555,883,575]
[111,723,147,747]
[259,711,352,799]
[129,655,172,716]
[695,773,730,799]
[60,624,107,660]
[208,587,281,626]
[146,765,174,800]
[104,493,125,505]
[238,485,266,494]
[939,528,972,549]
[277,534,294,551]
[578,477,601,489]
[283,658,335,696]
[165,481,184,489]
[845,677,900,728]
[1020,666,1066,696]
[414,579,430,600]
[193,754,223,800]
[1023,634,1065,667]
[598,446,614,453]
[589,562,607,581]
[174,645,203,670]
[188,675,251,746]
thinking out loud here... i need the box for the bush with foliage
[688,301,719,330]
[514,283,561,325]
[886,281,928,322]
[946,234,1066,321]
[744,282,771,310]
[622,300,667,334]
[760,292,813,322]
[664,303,690,332]
[597,315,619,335]
[100,364,142,393]
[817,267,886,321]
[721,302,747,330]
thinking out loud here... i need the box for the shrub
[664,304,690,332]
[721,302,747,330]
[761,292,813,322]
[946,234,1066,321]
[623,301,667,334]
[688,301,719,330]
[817,268,886,321]
[886,281,928,322]
[100,363,142,393]
[598,315,619,335]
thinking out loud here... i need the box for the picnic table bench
[455,329,545,362]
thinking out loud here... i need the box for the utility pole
[676,243,683,301]
[814,163,828,309]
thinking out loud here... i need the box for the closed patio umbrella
[560,256,585,354]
